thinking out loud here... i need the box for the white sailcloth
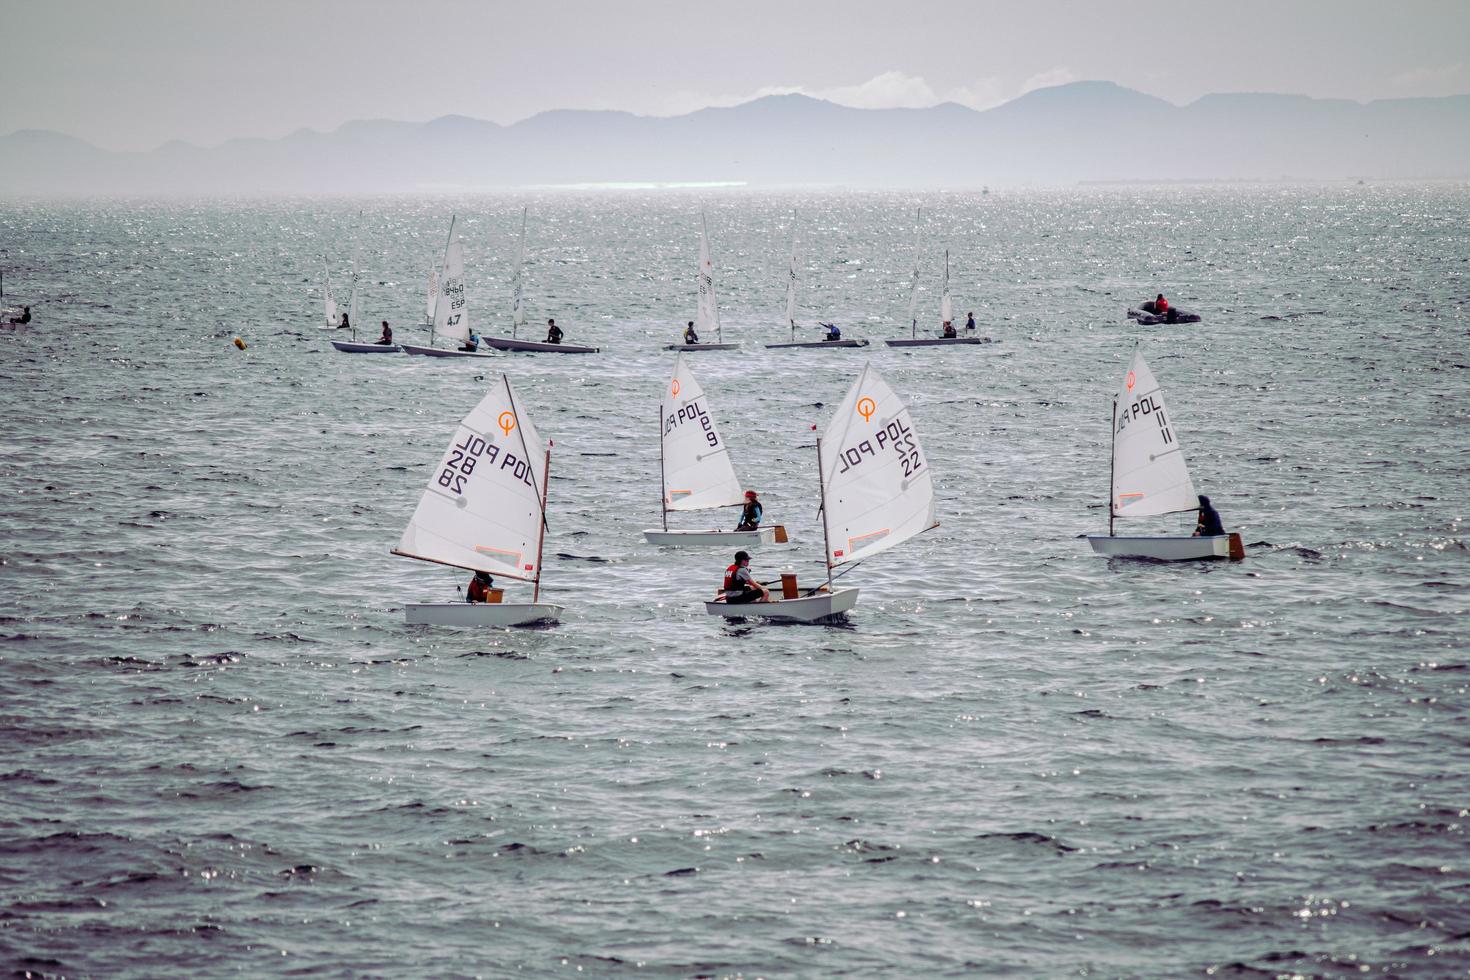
[434,240,471,345]
[426,267,439,321]
[347,243,361,333]
[511,207,527,335]
[940,251,953,324]
[396,375,547,580]
[785,234,798,328]
[661,355,744,511]
[696,217,720,338]
[819,364,937,567]
[1110,350,1198,518]
[324,264,339,326]
[906,208,921,325]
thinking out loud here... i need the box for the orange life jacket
[1156,297,1169,313]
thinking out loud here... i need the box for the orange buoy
[233,337,246,350]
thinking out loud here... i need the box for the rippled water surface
[1,186,1468,977]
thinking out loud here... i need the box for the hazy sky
[3,0,1468,151]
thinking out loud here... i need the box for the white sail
[696,215,720,339]
[1111,350,1198,518]
[940,250,953,324]
[395,375,547,580]
[324,263,339,326]
[347,243,361,334]
[906,208,921,324]
[785,231,798,328]
[819,363,937,567]
[661,354,745,511]
[434,240,471,345]
[511,207,527,334]
[426,267,439,321]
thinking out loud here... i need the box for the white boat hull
[1087,534,1241,561]
[399,343,499,358]
[765,339,869,349]
[704,587,859,622]
[663,342,739,351]
[642,526,782,547]
[884,337,988,347]
[332,340,401,353]
[404,602,563,627]
[482,336,600,353]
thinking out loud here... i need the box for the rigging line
[502,375,550,534]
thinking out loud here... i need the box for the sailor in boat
[545,318,563,344]
[719,550,770,605]
[735,490,763,531]
[340,311,350,332]
[8,306,32,325]
[684,320,699,345]
[1193,495,1225,538]
[822,322,842,342]
[965,312,976,333]
[460,329,481,353]
[375,320,393,345]
[466,570,495,602]
[1154,294,1169,315]
[941,320,957,339]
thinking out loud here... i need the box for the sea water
[0,185,1466,976]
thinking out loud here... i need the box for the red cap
[745,490,758,498]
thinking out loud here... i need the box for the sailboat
[665,213,738,352]
[393,373,563,626]
[400,217,497,359]
[481,208,600,354]
[425,265,439,326]
[1086,349,1245,561]
[318,260,344,330]
[331,241,401,353]
[705,363,938,622]
[765,223,869,350]
[887,246,985,348]
[642,354,790,547]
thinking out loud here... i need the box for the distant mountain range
[4,81,1469,193]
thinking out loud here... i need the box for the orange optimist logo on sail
[856,396,876,422]
[498,411,517,436]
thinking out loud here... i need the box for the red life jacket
[723,563,742,591]
[1156,297,1169,313]
[467,578,490,603]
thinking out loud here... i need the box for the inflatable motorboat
[1127,299,1200,325]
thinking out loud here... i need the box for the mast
[532,445,551,603]
[816,435,834,593]
[658,406,668,531]
[511,206,527,339]
[431,214,456,348]
[1108,395,1117,537]
[702,211,722,345]
[907,207,921,339]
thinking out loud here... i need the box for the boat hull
[642,526,784,547]
[885,337,988,347]
[482,336,600,353]
[399,343,498,358]
[663,342,740,352]
[1086,534,1242,561]
[404,602,563,627]
[332,340,401,353]
[765,339,870,349]
[704,587,859,622]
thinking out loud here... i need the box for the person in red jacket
[467,570,495,603]
[720,551,769,605]
[1154,293,1169,314]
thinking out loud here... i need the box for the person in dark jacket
[684,321,699,344]
[9,306,32,325]
[736,490,763,531]
[376,320,393,345]
[545,318,563,344]
[1193,494,1225,537]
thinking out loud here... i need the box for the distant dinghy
[885,221,985,347]
[400,216,499,359]
[1085,349,1243,561]
[480,208,600,354]
[393,373,562,627]
[705,363,938,622]
[331,237,400,353]
[643,354,789,547]
[666,213,739,352]
[1127,299,1201,325]
[766,219,868,350]
[318,260,345,330]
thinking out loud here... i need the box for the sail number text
[665,399,720,448]
[1117,394,1174,446]
[837,417,922,478]
[438,432,536,495]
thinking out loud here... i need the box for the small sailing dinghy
[666,213,739,352]
[705,363,938,622]
[766,224,869,350]
[331,242,401,353]
[642,354,790,547]
[394,373,563,627]
[887,246,985,348]
[318,260,345,330]
[1086,349,1244,561]
[482,208,600,354]
[400,217,498,359]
